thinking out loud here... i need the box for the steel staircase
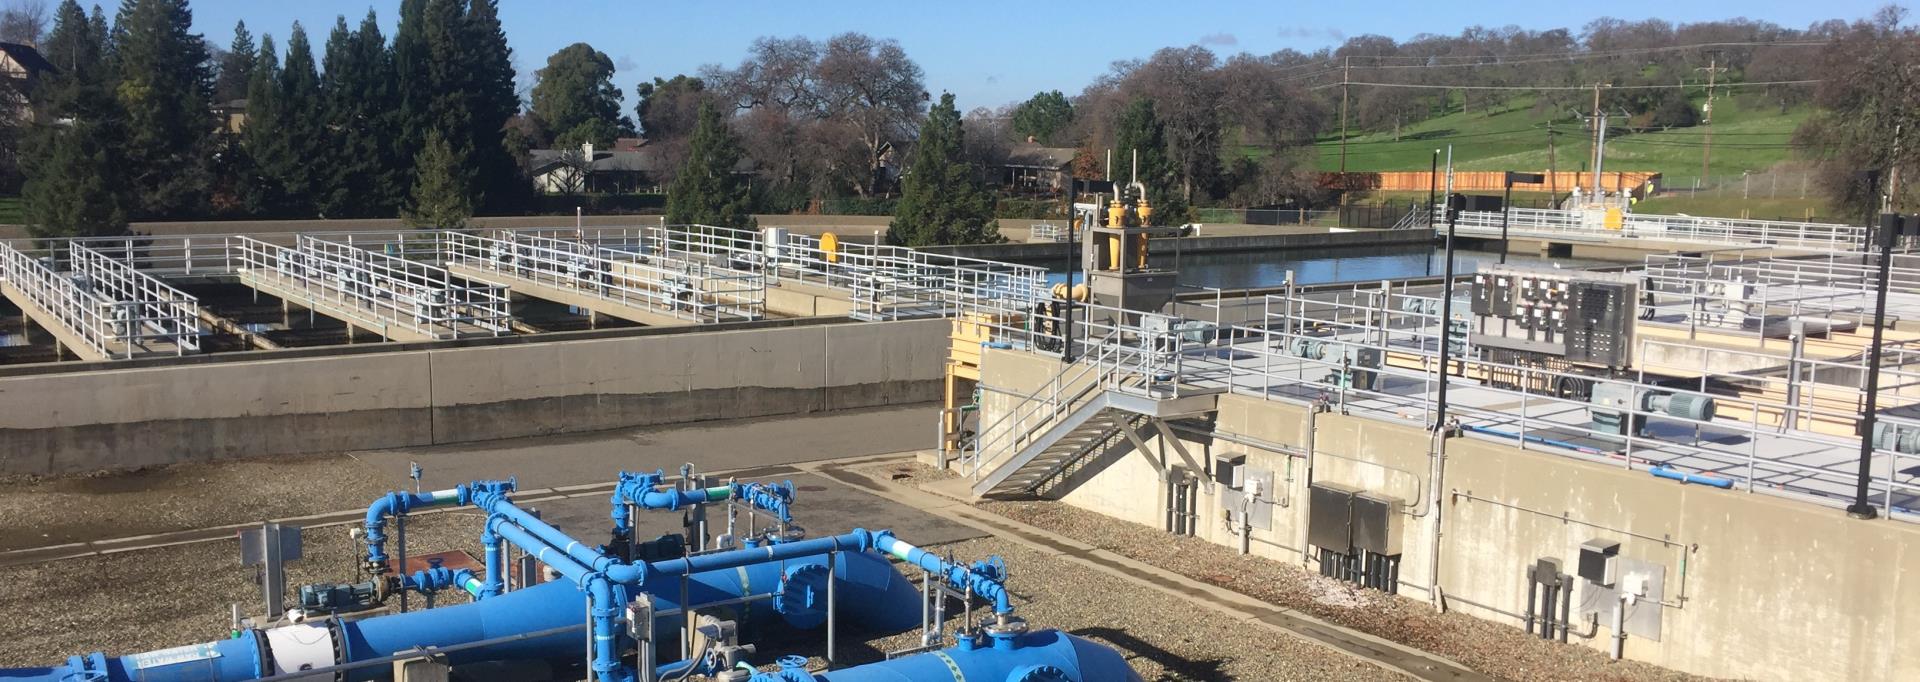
[961,333,1220,499]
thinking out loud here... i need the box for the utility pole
[1586,83,1612,199]
[1547,122,1559,204]
[1339,56,1352,176]
[1697,55,1725,184]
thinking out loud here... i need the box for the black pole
[1500,177,1513,264]
[1062,180,1078,362]
[1847,212,1900,519]
[1434,194,1461,431]
[1427,151,1440,229]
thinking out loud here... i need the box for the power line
[1336,40,1830,65]
[1312,79,1821,92]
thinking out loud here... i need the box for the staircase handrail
[960,331,1126,478]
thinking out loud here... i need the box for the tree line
[1,1,1908,243]
[16,0,518,238]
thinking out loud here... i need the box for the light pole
[1427,150,1440,229]
[1501,172,1546,265]
[1848,212,1917,519]
[1063,179,1079,363]
[1434,193,1465,431]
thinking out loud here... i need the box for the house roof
[528,146,755,176]
[0,42,55,75]
[1004,143,1075,170]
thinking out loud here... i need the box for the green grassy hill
[1311,95,1807,188]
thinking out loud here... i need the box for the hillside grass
[1310,95,1807,188]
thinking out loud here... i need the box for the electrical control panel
[1469,266,1638,369]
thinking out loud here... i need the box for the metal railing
[441,230,764,324]
[230,236,511,340]
[1444,206,1867,251]
[68,243,202,355]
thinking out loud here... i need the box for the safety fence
[68,243,202,355]
[1442,205,1866,252]
[0,241,202,359]
[440,230,764,324]
[963,276,1920,521]
[229,236,512,341]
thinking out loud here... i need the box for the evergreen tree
[320,11,401,217]
[241,33,287,215]
[213,20,253,102]
[391,0,430,168]
[889,93,997,247]
[1011,90,1073,145]
[1112,97,1187,224]
[21,116,128,239]
[22,1,126,238]
[268,22,323,215]
[530,42,630,147]
[463,0,525,213]
[112,0,213,219]
[403,130,471,229]
[666,103,754,229]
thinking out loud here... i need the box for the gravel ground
[0,512,491,667]
[0,516,1392,681]
[0,453,394,551]
[683,536,1401,681]
[857,459,1711,682]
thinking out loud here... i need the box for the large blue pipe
[749,630,1143,682]
[0,548,923,682]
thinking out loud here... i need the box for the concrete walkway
[810,462,1491,682]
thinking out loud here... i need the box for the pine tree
[889,93,997,247]
[213,20,253,103]
[22,116,128,239]
[463,0,525,213]
[21,0,127,237]
[391,0,431,168]
[111,0,212,219]
[403,130,472,229]
[270,22,323,215]
[320,11,401,217]
[1113,98,1187,224]
[241,33,287,216]
[36,0,107,115]
[666,103,754,229]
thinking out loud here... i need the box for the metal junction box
[1213,454,1246,489]
[1351,492,1403,555]
[1307,482,1359,550]
[1578,539,1621,585]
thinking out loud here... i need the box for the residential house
[0,42,54,120]
[998,141,1076,195]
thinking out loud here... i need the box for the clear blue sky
[183,0,1885,113]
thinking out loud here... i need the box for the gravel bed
[0,453,395,551]
[0,511,490,667]
[893,482,1715,681]
[0,516,1393,680]
[728,536,1401,681]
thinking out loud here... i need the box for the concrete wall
[977,346,1920,681]
[0,319,947,476]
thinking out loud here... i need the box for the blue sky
[182,0,1885,113]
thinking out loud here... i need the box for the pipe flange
[983,615,1029,637]
[1014,664,1069,682]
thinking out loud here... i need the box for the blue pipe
[749,629,1142,682]
[1649,465,1736,489]
[400,562,484,599]
[875,531,1012,615]
[362,480,513,570]
[609,471,796,539]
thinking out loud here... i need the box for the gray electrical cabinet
[1351,492,1403,555]
[1307,482,1359,550]
[1566,282,1633,367]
